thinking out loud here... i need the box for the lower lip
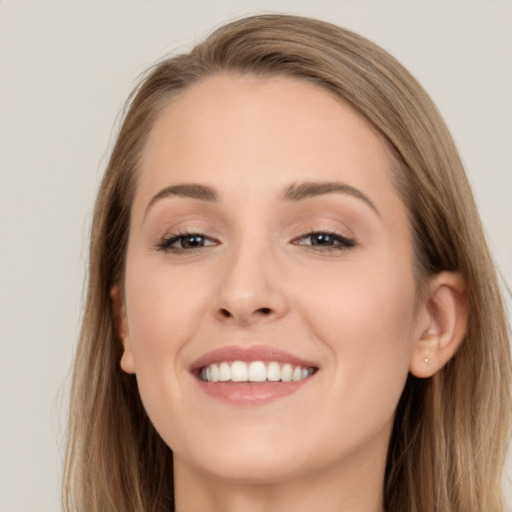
[194,377,314,406]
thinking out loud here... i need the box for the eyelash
[292,230,355,251]
[156,229,355,254]
[156,231,217,253]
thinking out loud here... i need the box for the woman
[63,14,511,512]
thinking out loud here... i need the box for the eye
[157,232,217,253]
[293,231,355,251]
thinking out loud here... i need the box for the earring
[424,356,429,366]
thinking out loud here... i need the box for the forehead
[135,73,399,211]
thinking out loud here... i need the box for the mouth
[190,345,319,405]
[197,360,317,383]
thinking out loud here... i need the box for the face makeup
[117,73,420,489]
[190,345,318,405]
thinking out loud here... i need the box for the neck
[173,447,387,512]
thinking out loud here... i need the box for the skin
[113,74,467,512]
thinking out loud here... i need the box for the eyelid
[291,229,356,250]
[153,223,356,255]
[155,230,219,253]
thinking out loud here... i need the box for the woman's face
[117,74,424,484]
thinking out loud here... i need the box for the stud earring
[424,357,429,366]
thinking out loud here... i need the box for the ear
[410,272,468,378]
[110,284,136,374]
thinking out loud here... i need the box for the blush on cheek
[304,265,416,374]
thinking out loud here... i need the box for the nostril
[217,306,273,321]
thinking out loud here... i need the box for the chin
[173,432,315,485]
[189,453,308,485]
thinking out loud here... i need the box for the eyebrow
[145,183,219,216]
[282,181,380,216]
[145,180,379,217]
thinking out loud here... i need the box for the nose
[213,241,289,327]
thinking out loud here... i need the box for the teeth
[281,363,293,382]
[218,362,230,381]
[248,361,267,382]
[231,361,248,382]
[267,361,281,381]
[200,360,315,383]
[292,366,302,381]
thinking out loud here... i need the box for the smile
[190,345,319,405]
[199,360,316,383]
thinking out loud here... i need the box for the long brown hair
[63,14,511,511]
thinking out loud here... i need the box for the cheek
[297,258,417,410]
[122,257,213,436]
[301,256,416,339]
[124,256,211,365]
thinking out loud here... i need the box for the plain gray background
[1,1,511,511]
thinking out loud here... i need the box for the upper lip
[189,344,319,372]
